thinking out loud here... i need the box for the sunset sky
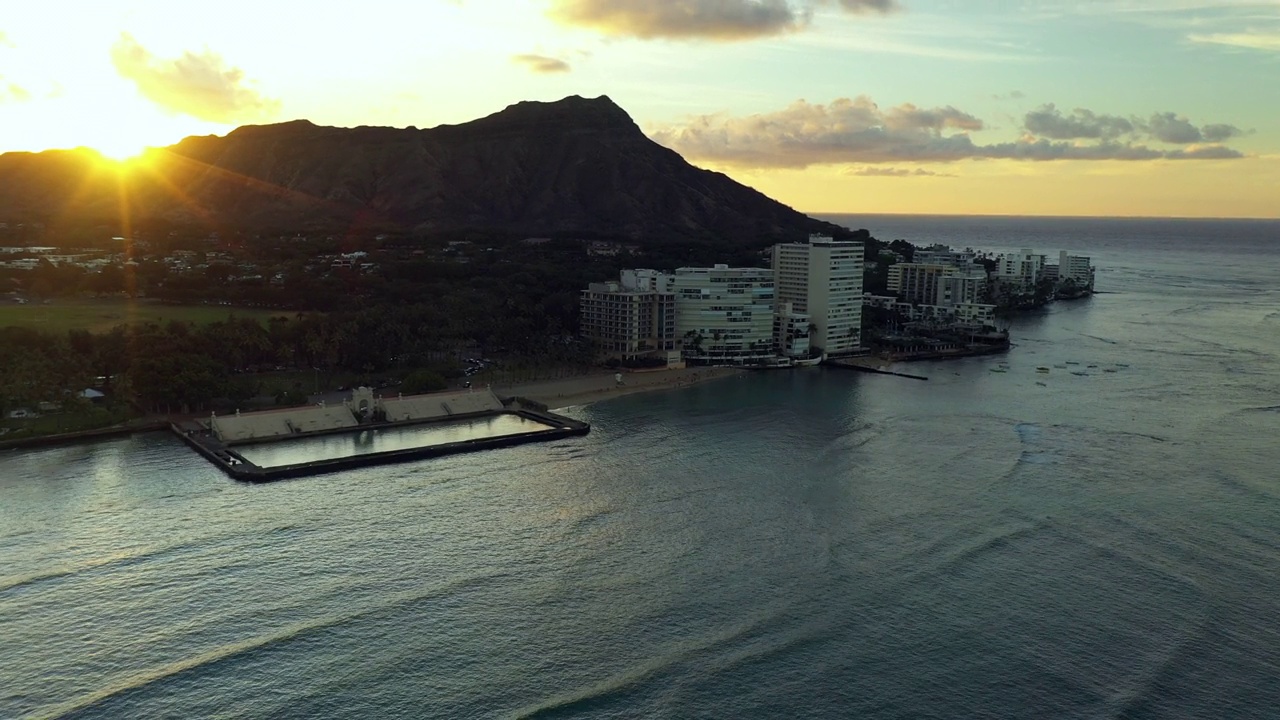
[2,0,1277,217]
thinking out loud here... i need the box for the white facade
[935,272,987,307]
[914,246,977,269]
[773,234,865,356]
[774,302,812,359]
[1058,251,1094,288]
[673,265,776,364]
[997,249,1046,291]
[864,295,996,327]
[887,263,951,305]
[620,268,675,293]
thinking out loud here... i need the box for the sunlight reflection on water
[235,414,553,468]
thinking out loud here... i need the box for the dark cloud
[547,0,897,41]
[887,103,983,132]
[110,33,279,123]
[1164,145,1246,160]
[1024,105,1245,147]
[1139,113,1242,145]
[1143,112,1203,144]
[828,0,900,13]
[651,96,1245,167]
[847,166,953,177]
[511,54,572,73]
[1201,123,1243,143]
[1024,104,1133,140]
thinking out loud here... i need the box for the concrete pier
[825,357,930,381]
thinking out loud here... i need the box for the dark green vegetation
[0,231,883,436]
[0,299,283,333]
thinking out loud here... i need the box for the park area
[0,298,285,333]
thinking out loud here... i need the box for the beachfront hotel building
[864,295,996,327]
[773,235,865,357]
[997,249,1047,291]
[774,302,812,360]
[935,272,988,306]
[579,271,678,363]
[887,263,952,306]
[672,265,776,364]
[1058,251,1095,289]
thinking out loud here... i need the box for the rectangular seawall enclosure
[175,389,590,482]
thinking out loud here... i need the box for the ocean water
[3,217,1280,719]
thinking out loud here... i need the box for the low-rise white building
[864,295,996,328]
[774,302,812,359]
[914,245,978,269]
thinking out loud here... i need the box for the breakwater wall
[825,358,930,381]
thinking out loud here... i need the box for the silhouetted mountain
[0,95,846,241]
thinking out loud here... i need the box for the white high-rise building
[672,265,776,364]
[1058,251,1094,289]
[773,234,865,357]
[998,249,1046,291]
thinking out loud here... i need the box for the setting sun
[93,138,150,163]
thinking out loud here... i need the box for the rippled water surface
[3,218,1279,719]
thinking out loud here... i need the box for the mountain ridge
[0,95,849,241]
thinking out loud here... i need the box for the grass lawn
[0,404,139,439]
[0,299,289,333]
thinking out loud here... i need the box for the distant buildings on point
[579,236,1095,368]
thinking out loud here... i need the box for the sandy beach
[495,367,744,410]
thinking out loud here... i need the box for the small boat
[1116,363,1130,368]
[990,368,1007,373]
[1087,364,1099,369]
[1036,381,1048,387]
[1065,361,1080,365]
[1104,368,1117,373]
[1036,367,1050,373]
[1071,371,1089,376]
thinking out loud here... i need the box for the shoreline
[495,367,745,410]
